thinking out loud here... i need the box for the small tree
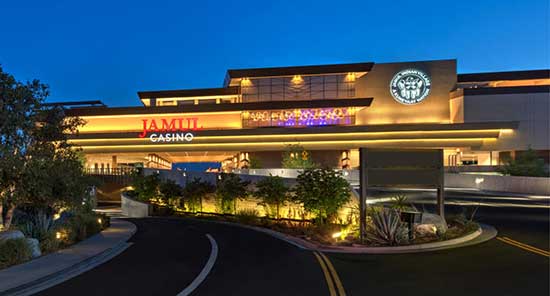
[248,156,262,169]
[183,177,215,212]
[0,65,47,229]
[216,173,250,214]
[293,168,351,224]
[131,172,160,202]
[281,144,316,169]
[498,148,547,177]
[159,179,183,207]
[255,175,289,219]
[1,66,89,229]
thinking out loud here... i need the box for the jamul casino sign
[139,117,202,142]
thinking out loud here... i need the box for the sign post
[359,148,445,242]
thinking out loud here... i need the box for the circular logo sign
[390,69,431,105]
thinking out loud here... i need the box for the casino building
[63,59,550,172]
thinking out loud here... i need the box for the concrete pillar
[112,155,118,169]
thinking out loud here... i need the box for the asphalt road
[326,205,549,296]
[39,193,549,296]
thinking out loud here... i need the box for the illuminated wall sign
[390,69,431,105]
[243,108,354,128]
[139,117,202,142]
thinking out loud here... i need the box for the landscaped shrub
[0,238,32,269]
[216,173,250,214]
[293,168,351,224]
[390,194,410,213]
[39,230,61,254]
[281,144,317,169]
[17,211,58,241]
[131,172,161,202]
[235,209,259,225]
[498,148,548,177]
[183,178,215,212]
[159,179,183,207]
[255,175,289,219]
[66,212,104,242]
[366,208,408,246]
[152,204,175,216]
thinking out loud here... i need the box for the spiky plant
[366,208,408,246]
[18,211,59,241]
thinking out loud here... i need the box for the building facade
[63,59,549,172]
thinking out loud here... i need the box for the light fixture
[291,75,304,84]
[241,78,252,87]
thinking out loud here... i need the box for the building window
[241,74,355,103]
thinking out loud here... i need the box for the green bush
[39,231,60,254]
[281,144,317,169]
[498,148,548,177]
[255,175,289,219]
[183,178,215,212]
[66,212,103,242]
[131,172,161,202]
[293,168,351,224]
[159,179,183,206]
[0,238,32,269]
[216,173,250,214]
[152,204,175,216]
[235,209,259,225]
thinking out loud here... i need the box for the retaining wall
[444,173,550,196]
[121,192,152,217]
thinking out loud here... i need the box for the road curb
[173,216,495,254]
[0,219,137,296]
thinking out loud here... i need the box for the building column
[112,155,118,169]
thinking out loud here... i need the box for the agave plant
[18,211,60,241]
[366,208,408,246]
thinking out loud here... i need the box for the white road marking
[176,234,218,296]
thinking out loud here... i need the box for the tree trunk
[3,205,16,230]
[0,203,3,230]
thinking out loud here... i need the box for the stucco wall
[355,59,456,125]
[463,92,550,151]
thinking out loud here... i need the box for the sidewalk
[0,219,136,296]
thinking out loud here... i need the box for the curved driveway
[38,218,327,296]
[38,202,549,296]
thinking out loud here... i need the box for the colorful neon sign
[244,108,354,127]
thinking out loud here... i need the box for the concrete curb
[174,216,494,254]
[0,219,137,296]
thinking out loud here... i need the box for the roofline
[457,69,550,83]
[451,85,550,98]
[43,100,106,107]
[65,97,373,117]
[224,62,374,86]
[138,86,241,99]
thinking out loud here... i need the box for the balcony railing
[85,167,137,176]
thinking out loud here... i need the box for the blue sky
[1,0,548,107]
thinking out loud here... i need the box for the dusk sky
[1,0,548,107]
